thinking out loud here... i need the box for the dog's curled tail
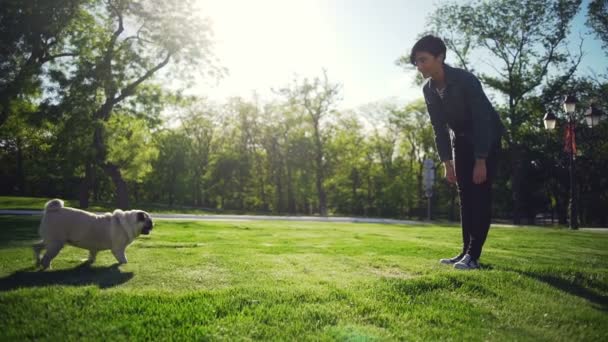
[44,199,64,212]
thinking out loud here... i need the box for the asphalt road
[2,210,606,231]
[0,210,425,225]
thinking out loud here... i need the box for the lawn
[0,215,606,341]
[0,196,220,215]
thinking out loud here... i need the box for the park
[1,0,607,340]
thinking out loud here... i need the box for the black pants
[453,136,500,261]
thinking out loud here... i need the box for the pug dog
[33,199,154,270]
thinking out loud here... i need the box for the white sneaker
[439,253,465,265]
[453,254,480,270]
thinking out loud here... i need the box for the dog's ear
[137,212,146,222]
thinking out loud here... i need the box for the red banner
[564,122,577,155]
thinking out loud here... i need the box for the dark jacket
[423,64,505,161]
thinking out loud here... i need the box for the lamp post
[422,159,435,221]
[543,96,605,229]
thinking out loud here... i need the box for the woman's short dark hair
[410,35,446,65]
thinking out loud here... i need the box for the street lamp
[563,95,577,115]
[543,95,605,229]
[543,111,557,130]
[422,159,435,221]
[585,105,604,128]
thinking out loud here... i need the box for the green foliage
[0,0,88,125]
[1,0,606,223]
[105,114,158,182]
[147,129,191,205]
[422,0,583,140]
[587,0,608,50]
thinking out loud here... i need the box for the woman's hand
[473,159,487,184]
[444,161,456,184]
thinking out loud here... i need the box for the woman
[410,35,505,270]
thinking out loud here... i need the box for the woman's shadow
[0,262,134,292]
[483,263,607,312]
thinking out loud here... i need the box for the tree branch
[41,52,78,63]
[113,52,172,104]
[101,0,125,99]
[118,21,153,50]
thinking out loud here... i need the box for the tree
[105,114,158,184]
[390,99,447,219]
[259,100,311,214]
[0,0,85,127]
[178,99,216,207]
[587,0,608,50]
[149,130,189,206]
[324,113,367,215]
[279,71,341,216]
[75,0,221,208]
[0,101,40,195]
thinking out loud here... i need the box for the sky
[192,0,607,110]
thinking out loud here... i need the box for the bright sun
[193,0,339,99]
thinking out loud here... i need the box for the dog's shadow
[0,263,134,292]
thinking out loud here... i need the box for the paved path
[0,210,426,225]
[1,210,606,231]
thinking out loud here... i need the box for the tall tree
[390,99,445,218]
[259,101,310,214]
[0,0,85,127]
[77,0,221,208]
[279,71,341,216]
[178,99,216,207]
[150,129,189,206]
[587,0,608,78]
[587,0,608,50]
[324,113,367,215]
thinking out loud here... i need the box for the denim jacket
[423,64,505,161]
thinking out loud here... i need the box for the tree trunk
[417,163,424,220]
[449,188,457,222]
[351,168,359,215]
[260,179,268,211]
[133,182,139,204]
[366,174,372,217]
[15,136,25,195]
[238,167,245,210]
[104,163,129,209]
[93,112,131,210]
[511,145,523,225]
[194,179,201,207]
[79,162,93,208]
[275,164,284,213]
[168,168,175,207]
[312,120,327,216]
[315,165,327,216]
[284,163,293,214]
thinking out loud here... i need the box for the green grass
[0,195,313,216]
[0,215,606,341]
[0,196,221,215]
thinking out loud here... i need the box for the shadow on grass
[520,271,608,312]
[0,263,134,291]
[0,216,40,249]
[486,264,608,312]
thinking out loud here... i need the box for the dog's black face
[137,211,154,235]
